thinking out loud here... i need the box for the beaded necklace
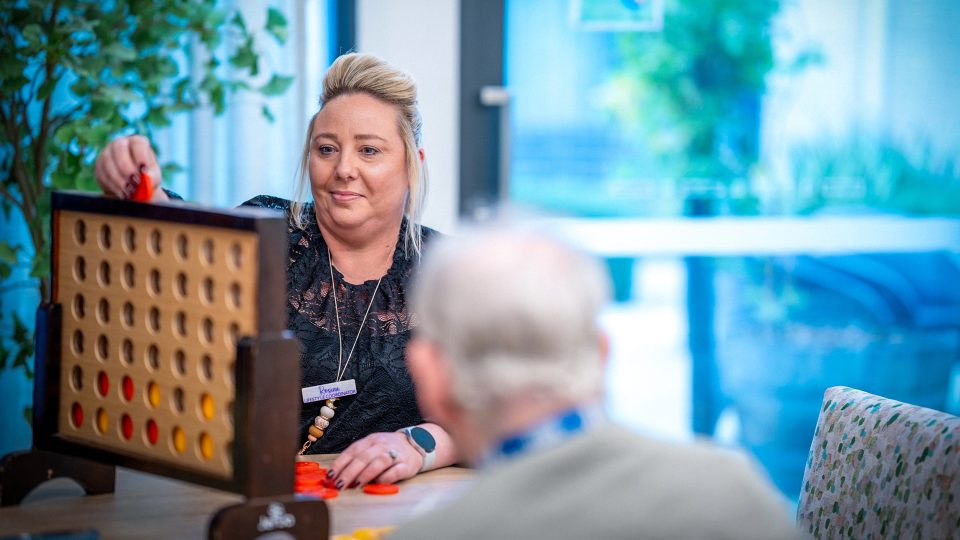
[297,252,383,455]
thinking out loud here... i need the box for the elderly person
[392,225,800,539]
[93,53,457,488]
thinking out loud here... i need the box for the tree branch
[34,1,63,194]
[47,102,85,134]
[0,181,29,224]
[10,93,37,222]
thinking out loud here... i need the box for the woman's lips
[330,191,362,202]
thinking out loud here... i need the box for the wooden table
[0,455,474,539]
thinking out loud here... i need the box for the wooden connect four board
[33,191,300,497]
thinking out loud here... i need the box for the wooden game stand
[1,304,329,539]
[0,448,116,506]
[0,450,328,540]
[0,193,330,539]
[3,312,330,539]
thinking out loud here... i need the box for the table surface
[0,455,474,539]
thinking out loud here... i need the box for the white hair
[411,224,611,414]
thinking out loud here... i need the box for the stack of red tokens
[294,461,338,499]
[293,461,401,499]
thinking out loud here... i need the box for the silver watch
[399,426,437,472]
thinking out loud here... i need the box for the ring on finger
[387,448,398,463]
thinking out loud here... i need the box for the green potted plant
[0,0,293,450]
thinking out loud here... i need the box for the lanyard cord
[329,251,383,382]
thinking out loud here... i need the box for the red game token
[294,474,325,491]
[295,461,321,473]
[363,483,399,495]
[302,487,339,500]
[131,171,154,202]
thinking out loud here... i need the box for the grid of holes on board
[59,213,256,474]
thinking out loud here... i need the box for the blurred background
[2,0,959,504]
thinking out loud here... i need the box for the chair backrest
[797,386,960,539]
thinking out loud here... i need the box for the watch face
[410,427,436,453]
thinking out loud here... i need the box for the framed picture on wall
[570,0,664,32]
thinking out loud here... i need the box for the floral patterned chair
[797,386,960,539]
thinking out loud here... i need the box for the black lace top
[241,195,436,453]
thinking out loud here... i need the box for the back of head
[412,224,611,413]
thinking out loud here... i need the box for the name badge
[301,379,357,404]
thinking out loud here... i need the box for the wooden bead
[308,425,324,439]
[314,416,330,429]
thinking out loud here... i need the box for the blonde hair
[291,52,428,256]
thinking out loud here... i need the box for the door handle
[479,85,511,202]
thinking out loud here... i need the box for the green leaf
[259,74,293,97]
[210,84,225,115]
[0,241,20,265]
[103,42,138,63]
[261,104,275,123]
[12,313,31,346]
[0,242,18,279]
[22,24,43,46]
[145,107,172,128]
[102,86,139,104]
[161,162,185,177]
[30,250,49,279]
[230,12,247,32]
[266,8,289,44]
[228,36,258,75]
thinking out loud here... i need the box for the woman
[94,53,458,489]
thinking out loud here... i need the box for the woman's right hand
[94,135,168,202]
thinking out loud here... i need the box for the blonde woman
[94,53,458,488]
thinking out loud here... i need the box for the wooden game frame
[31,191,301,499]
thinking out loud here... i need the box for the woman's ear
[418,148,425,163]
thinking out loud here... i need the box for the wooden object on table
[0,461,474,539]
[0,448,115,506]
[0,191,319,539]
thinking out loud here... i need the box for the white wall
[157,0,328,206]
[761,0,960,185]
[357,0,461,233]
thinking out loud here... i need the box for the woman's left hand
[328,431,423,489]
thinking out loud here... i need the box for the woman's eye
[360,146,380,156]
[317,145,336,155]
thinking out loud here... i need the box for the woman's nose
[335,152,358,180]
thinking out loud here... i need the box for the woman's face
[309,92,409,238]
